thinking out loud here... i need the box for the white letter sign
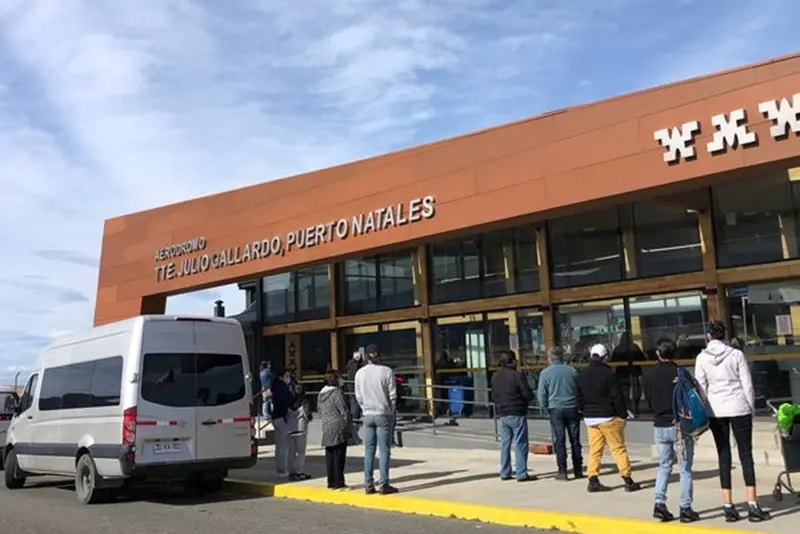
[706,108,757,154]
[653,121,700,163]
[758,94,800,138]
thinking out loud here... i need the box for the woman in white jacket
[695,321,769,523]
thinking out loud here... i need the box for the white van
[2,315,257,504]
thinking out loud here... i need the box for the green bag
[777,403,800,433]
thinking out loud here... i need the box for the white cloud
[0,0,799,377]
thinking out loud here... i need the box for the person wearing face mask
[270,367,295,477]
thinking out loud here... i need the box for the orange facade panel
[94,53,800,326]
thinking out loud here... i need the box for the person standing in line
[318,369,352,490]
[270,367,294,477]
[491,350,537,482]
[346,351,364,444]
[537,347,583,481]
[287,378,311,481]
[259,361,273,422]
[576,343,641,493]
[695,321,770,523]
[642,340,700,523]
[355,344,398,495]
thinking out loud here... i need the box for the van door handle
[201,419,217,426]
[26,415,33,420]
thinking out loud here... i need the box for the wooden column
[698,206,725,324]
[328,264,339,370]
[416,245,435,417]
[535,227,555,348]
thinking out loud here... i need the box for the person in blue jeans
[490,350,536,482]
[355,344,399,494]
[642,340,699,523]
[537,347,583,480]
[259,361,273,421]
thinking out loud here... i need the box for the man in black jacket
[576,343,640,493]
[643,340,700,523]
[490,350,536,482]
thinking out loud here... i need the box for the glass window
[342,251,416,315]
[299,331,331,377]
[428,226,539,304]
[141,353,245,408]
[725,280,800,408]
[18,374,37,414]
[1,392,17,413]
[713,171,797,268]
[555,298,626,362]
[262,267,330,324]
[341,327,419,371]
[90,357,124,408]
[627,291,708,361]
[548,208,623,289]
[60,362,95,410]
[630,203,702,278]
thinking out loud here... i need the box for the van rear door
[136,322,198,466]
[193,322,251,461]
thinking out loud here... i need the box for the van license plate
[153,442,181,454]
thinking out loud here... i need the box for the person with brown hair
[318,369,351,490]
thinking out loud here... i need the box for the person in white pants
[287,385,311,481]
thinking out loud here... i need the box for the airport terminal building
[96,53,800,412]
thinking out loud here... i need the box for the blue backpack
[672,366,711,438]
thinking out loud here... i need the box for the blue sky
[1,0,799,383]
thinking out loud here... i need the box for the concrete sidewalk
[227,444,800,534]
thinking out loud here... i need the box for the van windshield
[141,353,246,408]
[1,392,15,413]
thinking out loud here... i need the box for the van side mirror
[11,392,21,415]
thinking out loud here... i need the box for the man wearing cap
[354,344,398,495]
[576,343,641,493]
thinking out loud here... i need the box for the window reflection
[555,299,626,362]
[428,227,539,303]
[548,208,622,289]
[725,280,800,408]
[262,267,330,324]
[713,170,799,268]
[342,250,416,315]
[631,203,702,277]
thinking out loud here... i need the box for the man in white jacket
[695,321,769,523]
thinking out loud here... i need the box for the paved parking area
[0,477,552,534]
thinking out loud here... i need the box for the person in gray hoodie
[695,321,769,523]
[354,344,398,495]
[318,370,351,490]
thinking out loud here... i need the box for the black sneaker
[622,476,641,492]
[364,484,376,495]
[723,505,741,523]
[517,474,538,482]
[554,472,568,481]
[653,503,675,522]
[379,484,399,495]
[587,476,611,493]
[573,468,585,480]
[679,507,700,523]
[748,504,771,523]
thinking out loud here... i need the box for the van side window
[141,353,245,408]
[38,357,124,411]
[17,374,38,413]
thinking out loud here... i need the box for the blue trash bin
[448,386,465,417]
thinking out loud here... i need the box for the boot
[587,476,611,493]
[652,503,674,522]
[679,507,700,523]
[622,476,641,492]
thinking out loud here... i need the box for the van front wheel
[4,449,26,489]
[75,454,110,505]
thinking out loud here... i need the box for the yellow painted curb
[224,479,769,534]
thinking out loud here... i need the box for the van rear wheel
[75,454,111,505]
[4,449,26,489]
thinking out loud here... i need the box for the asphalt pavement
[0,477,554,534]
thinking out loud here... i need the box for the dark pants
[325,443,348,488]
[549,407,583,473]
[709,415,755,489]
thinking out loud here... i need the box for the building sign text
[153,195,436,282]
